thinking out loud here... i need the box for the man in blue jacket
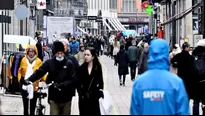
[130,39,190,115]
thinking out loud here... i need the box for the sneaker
[123,83,125,86]
[120,82,122,86]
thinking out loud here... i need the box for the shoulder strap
[88,77,94,91]
[87,65,98,91]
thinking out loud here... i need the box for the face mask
[56,57,64,62]
[28,55,36,62]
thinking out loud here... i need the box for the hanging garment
[13,56,21,77]
[7,55,14,80]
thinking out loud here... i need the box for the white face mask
[56,57,64,62]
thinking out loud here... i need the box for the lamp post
[83,2,88,33]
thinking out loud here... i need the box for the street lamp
[83,2,88,33]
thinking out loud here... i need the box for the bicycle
[35,81,61,115]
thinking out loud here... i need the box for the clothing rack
[1,50,26,95]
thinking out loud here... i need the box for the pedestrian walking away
[113,37,120,66]
[117,45,129,86]
[130,39,190,115]
[128,40,138,81]
[138,43,149,75]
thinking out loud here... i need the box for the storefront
[118,16,149,34]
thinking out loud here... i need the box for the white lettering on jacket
[143,91,165,101]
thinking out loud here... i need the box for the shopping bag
[99,91,113,115]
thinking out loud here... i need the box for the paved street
[0,55,203,115]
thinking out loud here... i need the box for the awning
[161,2,200,25]
[107,18,119,31]
[103,18,113,31]
[118,19,126,30]
[4,35,34,45]
[114,19,126,30]
[111,19,122,31]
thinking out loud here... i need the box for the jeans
[114,55,117,65]
[49,100,71,115]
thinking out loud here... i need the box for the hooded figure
[18,45,46,115]
[130,39,189,115]
[191,39,205,115]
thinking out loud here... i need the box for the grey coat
[138,49,149,75]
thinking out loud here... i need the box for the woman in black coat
[77,47,104,115]
[117,45,129,86]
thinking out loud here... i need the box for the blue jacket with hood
[130,39,190,115]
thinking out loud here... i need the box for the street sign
[96,17,102,22]
[0,0,14,10]
[36,0,46,9]
[88,16,97,20]
[15,5,29,20]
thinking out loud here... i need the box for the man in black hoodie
[25,41,76,115]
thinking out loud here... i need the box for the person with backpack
[171,42,195,100]
[192,40,205,115]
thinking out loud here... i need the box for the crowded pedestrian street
[1,0,205,115]
[0,55,204,115]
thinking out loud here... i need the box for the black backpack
[193,54,205,82]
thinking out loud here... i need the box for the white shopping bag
[99,91,113,115]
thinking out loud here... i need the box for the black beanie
[52,41,65,55]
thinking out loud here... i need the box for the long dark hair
[86,47,101,68]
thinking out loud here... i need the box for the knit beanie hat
[52,41,65,55]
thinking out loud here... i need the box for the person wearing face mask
[23,41,76,115]
[18,45,47,115]
[138,43,149,75]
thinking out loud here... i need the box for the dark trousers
[79,97,101,115]
[130,62,137,80]
[114,55,117,65]
[22,90,38,115]
[100,50,103,56]
[49,100,71,115]
[193,100,205,115]
[119,75,126,84]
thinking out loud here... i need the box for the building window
[192,0,198,15]
[129,0,132,12]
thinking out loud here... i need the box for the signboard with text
[47,17,74,44]
[0,0,14,10]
